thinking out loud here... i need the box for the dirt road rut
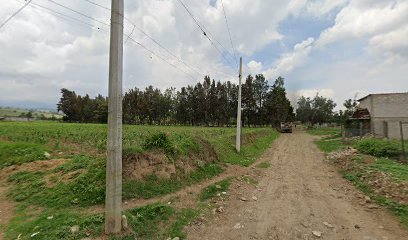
[187,131,408,240]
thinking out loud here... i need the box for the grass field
[0,121,279,239]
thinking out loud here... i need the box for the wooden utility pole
[236,57,243,152]
[105,0,124,234]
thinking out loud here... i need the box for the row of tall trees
[57,75,294,126]
[57,89,108,123]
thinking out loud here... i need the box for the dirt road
[187,131,408,239]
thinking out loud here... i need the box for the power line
[175,0,237,69]
[81,0,208,78]
[126,37,197,82]
[220,0,238,66]
[81,0,237,79]
[9,0,233,82]
[0,0,32,30]
[128,22,205,77]
[46,0,109,27]
[43,1,199,80]
[15,0,105,32]
[11,0,197,81]
[83,0,110,11]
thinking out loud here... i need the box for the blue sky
[0,0,407,110]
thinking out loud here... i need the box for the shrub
[143,132,176,154]
[354,138,400,158]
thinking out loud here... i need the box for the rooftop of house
[350,108,371,120]
[358,92,408,102]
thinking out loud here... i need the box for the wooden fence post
[359,121,363,139]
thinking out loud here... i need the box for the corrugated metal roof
[350,108,371,120]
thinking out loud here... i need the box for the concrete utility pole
[105,0,124,234]
[236,57,243,152]
[400,121,406,162]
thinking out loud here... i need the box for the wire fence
[342,120,407,162]
[343,128,372,138]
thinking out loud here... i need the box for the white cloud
[263,37,315,79]
[306,0,349,16]
[296,89,335,99]
[366,23,408,61]
[316,0,408,47]
[0,0,407,109]
[247,60,263,75]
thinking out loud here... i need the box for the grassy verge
[0,141,50,169]
[368,158,408,182]
[307,127,341,136]
[200,178,232,201]
[255,161,271,168]
[315,139,345,153]
[209,129,279,166]
[341,170,408,227]
[123,164,224,199]
[6,203,200,240]
[310,129,408,227]
[6,208,104,240]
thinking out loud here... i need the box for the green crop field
[0,121,279,239]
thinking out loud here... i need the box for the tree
[123,88,140,124]
[57,74,299,127]
[311,95,337,125]
[296,94,337,125]
[242,75,256,126]
[343,99,357,120]
[57,88,81,122]
[175,87,189,125]
[94,94,108,123]
[296,96,313,123]
[264,76,293,127]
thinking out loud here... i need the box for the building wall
[359,93,408,140]
[372,117,408,140]
[371,94,408,118]
[387,120,408,140]
[359,97,373,115]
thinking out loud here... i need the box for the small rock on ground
[70,225,80,234]
[323,221,334,228]
[233,222,244,229]
[312,230,322,237]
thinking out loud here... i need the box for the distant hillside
[0,107,63,119]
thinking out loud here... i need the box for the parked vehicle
[280,122,293,133]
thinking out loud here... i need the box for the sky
[0,0,407,110]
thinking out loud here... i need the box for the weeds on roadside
[354,138,400,158]
[256,162,271,168]
[315,139,344,153]
[0,141,49,169]
[200,178,232,201]
[341,170,408,227]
